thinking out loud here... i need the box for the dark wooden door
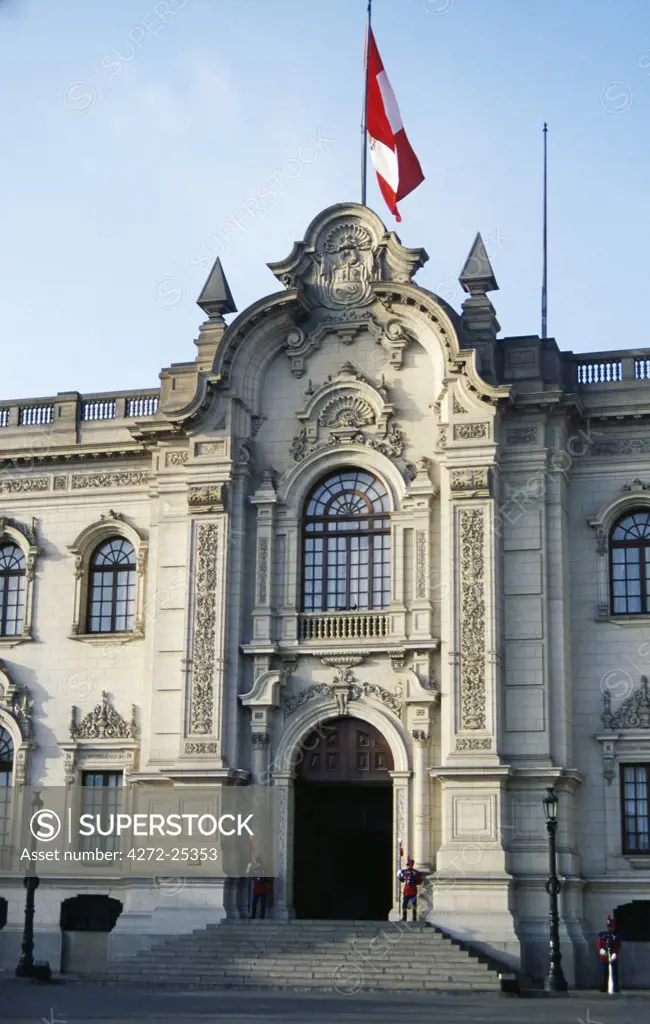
[293,717,393,920]
[296,717,394,781]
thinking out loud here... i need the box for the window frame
[0,519,40,646]
[68,515,147,642]
[609,511,650,616]
[301,469,391,613]
[0,542,27,638]
[620,762,650,856]
[86,537,137,634]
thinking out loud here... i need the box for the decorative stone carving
[415,531,427,600]
[189,522,219,735]
[590,439,650,456]
[316,223,375,309]
[70,471,150,489]
[0,477,48,494]
[458,508,487,731]
[506,427,537,445]
[194,441,227,458]
[53,475,67,490]
[283,680,402,716]
[411,729,428,745]
[184,740,218,755]
[452,394,468,415]
[0,663,33,741]
[456,737,492,751]
[319,393,375,429]
[257,537,269,604]
[166,450,189,466]
[188,484,227,514]
[453,423,489,441]
[251,732,270,748]
[602,676,650,730]
[69,691,137,740]
[621,478,650,492]
[450,468,490,495]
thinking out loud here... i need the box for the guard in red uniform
[397,857,423,922]
[597,914,622,993]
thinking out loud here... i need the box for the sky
[0,0,649,400]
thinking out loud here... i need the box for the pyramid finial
[459,233,498,295]
[197,258,237,317]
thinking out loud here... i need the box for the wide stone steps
[102,920,504,992]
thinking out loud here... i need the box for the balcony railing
[0,389,160,430]
[126,396,159,417]
[299,611,389,642]
[576,359,622,384]
[82,399,117,421]
[19,404,54,426]
[575,354,650,386]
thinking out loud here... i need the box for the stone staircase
[98,919,508,992]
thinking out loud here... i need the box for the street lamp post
[15,789,51,981]
[542,787,568,993]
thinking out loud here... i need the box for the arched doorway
[293,716,394,920]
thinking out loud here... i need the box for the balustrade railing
[19,404,54,426]
[126,396,158,417]
[82,400,117,421]
[299,611,389,641]
[576,359,622,384]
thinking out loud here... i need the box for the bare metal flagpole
[361,0,372,205]
[541,122,548,340]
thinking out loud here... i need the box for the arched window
[0,543,26,637]
[302,470,391,612]
[87,538,137,633]
[0,726,13,866]
[610,512,650,615]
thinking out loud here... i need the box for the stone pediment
[288,363,415,481]
[268,203,428,312]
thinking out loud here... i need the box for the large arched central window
[610,511,650,615]
[302,470,391,612]
[0,543,26,637]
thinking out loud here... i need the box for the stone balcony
[0,388,160,460]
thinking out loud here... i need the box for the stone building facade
[0,202,649,985]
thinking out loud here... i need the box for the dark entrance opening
[293,717,393,920]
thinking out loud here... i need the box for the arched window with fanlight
[302,469,391,612]
[610,511,650,615]
[0,726,13,868]
[87,537,137,633]
[0,543,26,637]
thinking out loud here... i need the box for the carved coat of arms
[317,223,375,309]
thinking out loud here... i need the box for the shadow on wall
[613,901,650,990]
[60,894,122,974]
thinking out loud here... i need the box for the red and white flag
[366,30,424,221]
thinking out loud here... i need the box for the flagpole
[541,122,548,340]
[361,0,372,205]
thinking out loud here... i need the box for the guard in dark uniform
[250,856,269,920]
[597,914,621,993]
[397,856,423,922]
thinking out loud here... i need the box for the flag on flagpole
[366,29,424,221]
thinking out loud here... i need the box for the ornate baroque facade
[0,203,649,985]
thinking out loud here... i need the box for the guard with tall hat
[597,914,622,993]
[397,856,423,922]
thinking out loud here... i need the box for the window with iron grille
[0,727,13,870]
[0,543,26,637]
[82,771,123,853]
[87,538,136,633]
[621,764,650,854]
[302,470,391,612]
[610,512,650,615]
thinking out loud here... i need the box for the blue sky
[1,0,649,399]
